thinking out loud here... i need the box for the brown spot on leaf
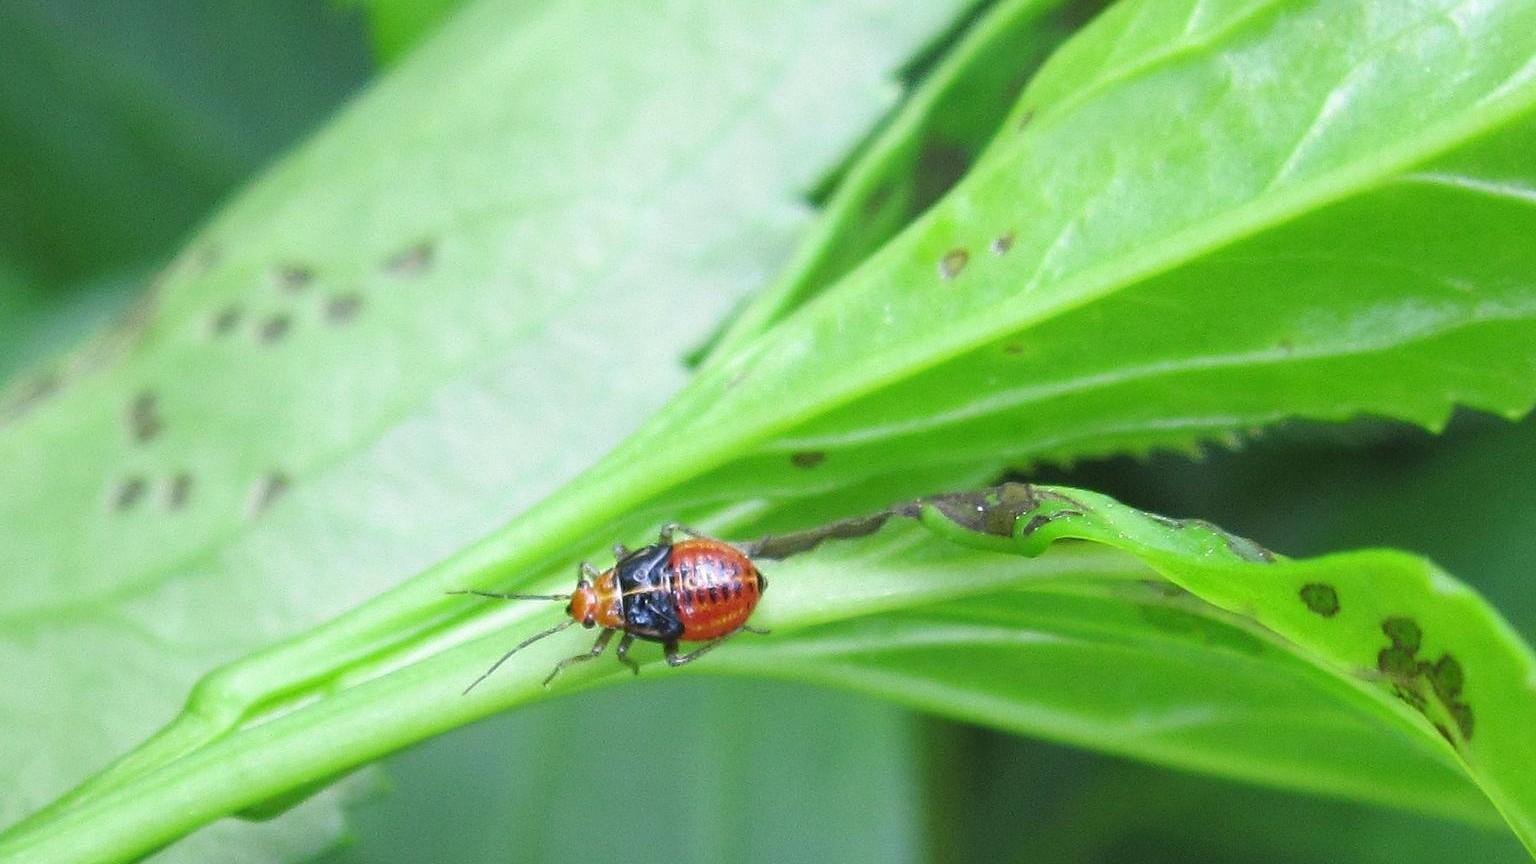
[276,264,314,292]
[167,473,193,510]
[1017,108,1036,131]
[385,241,434,276]
[1376,616,1475,744]
[938,248,970,281]
[259,315,291,343]
[1382,617,1422,654]
[790,451,825,469]
[989,232,1015,255]
[1298,583,1339,617]
[127,392,163,443]
[113,476,147,511]
[1450,702,1475,739]
[325,293,363,324]
[1429,655,1464,702]
[251,471,291,516]
[211,306,243,337]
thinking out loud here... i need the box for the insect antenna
[447,589,571,601]
[461,618,576,695]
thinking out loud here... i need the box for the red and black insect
[453,524,768,691]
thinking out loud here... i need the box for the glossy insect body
[454,525,768,691]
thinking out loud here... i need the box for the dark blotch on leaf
[325,293,363,324]
[1429,655,1464,701]
[114,476,147,511]
[1378,645,1422,680]
[277,265,314,292]
[127,391,163,443]
[1450,703,1475,740]
[938,248,970,281]
[1017,107,1036,131]
[252,471,291,516]
[989,232,1014,255]
[1002,341,1026,355]
[1298,583,1339,617]
[259,315,292,343]
[167,473,193,510]
[1382,616,1422,653]
[790,451,825,469]
[1375,616,1475,743]
[211,306,242,337]
[385,241,435,276]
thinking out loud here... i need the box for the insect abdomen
[668,539,764,641]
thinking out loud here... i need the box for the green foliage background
[2,1,1535,862]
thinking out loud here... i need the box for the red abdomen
[667,539,764,641]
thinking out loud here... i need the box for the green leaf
[711,483,1536,845]
[10,0,1536,861]
[0,0,974,860]
[344,0,468,64]
[710,0,1097,355]
[668,0,1536,505]
[316,680,926,864]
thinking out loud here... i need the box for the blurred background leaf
[344,0,467,64]
[0,0,372,380]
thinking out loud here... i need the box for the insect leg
[543,628,616,687]
[658,522,706,544]
[614,633,641,676]
[663,631,739,668]
[612,543,630,560]
[579,561,602,582]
